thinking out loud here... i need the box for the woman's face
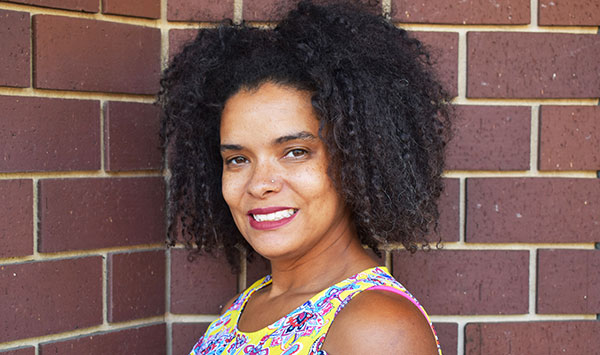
[220,82,353,261]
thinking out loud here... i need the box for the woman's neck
[266,233,379,298]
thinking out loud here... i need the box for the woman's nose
[247,161,281,198]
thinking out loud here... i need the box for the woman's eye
[285,149,308,158]
[226,156,248,165]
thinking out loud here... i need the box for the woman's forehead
[220,82,319,143]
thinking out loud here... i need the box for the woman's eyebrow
[273,131,316,145]
[220,144,243,152]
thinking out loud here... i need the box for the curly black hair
[159,0,452,269]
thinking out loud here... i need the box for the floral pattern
[189,267,441,355]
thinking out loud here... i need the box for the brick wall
[0,0,598,354]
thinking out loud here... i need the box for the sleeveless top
[189,266,442,355]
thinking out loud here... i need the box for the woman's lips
[247,206,298,230]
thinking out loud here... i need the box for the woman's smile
[219,82,355,261]
[247,206,299,230]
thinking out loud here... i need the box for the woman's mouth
[247,207,298,230]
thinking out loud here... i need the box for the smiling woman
[159,1,451,354]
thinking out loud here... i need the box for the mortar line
[0,87,154,101]
[166,247,173,355]
[31,177,40,258]
[103,253,109,325]
[100,100,106,172]
[457,31,467,99]
[456,319,465,355]
[233,0,243,24]
[529,249,537,315]
[530,105,541,172]
[530,0,538,28]
[0,244,165,265]
[458,177,466,243]
[381,0,391,17]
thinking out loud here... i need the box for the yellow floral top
[189,266,441,355]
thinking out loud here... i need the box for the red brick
[392,250,529,315]
[446,105,531,171]
[0,96,100,173]
[102,0,161,19]
[243,0,382,21]
[0,347,34,355]
[33,15,160,94]
[466,178,600,243]
[3,0,98,12]
[392,0,529,24]
[467,32,600,98]
[168,0,234,21]
[0,257,102,342]
[0,10,30,88]
[412,31,458,97]
[465,321,600,354]
[108,250,165,322]
[39,323,166,354]
[537,249,600,314]
[0,180,32,258]
[168,29,198,62]
[170,249,237,314]
[539,105,600,171]
[105,101,162,171]
[432,323,458,355]
[172,323,210,355]
[39,177,165,252]
[246,255,271,287]
[539,0,600,26]
[437,178,459,242]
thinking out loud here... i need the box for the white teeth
[252,209,296,222]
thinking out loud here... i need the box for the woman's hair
[159,0,452,269]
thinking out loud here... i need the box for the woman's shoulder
[322,289,440,354]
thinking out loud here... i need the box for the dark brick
[0,257,102,342]
[3,0,98,12]
[437,178,459,242]
[0,96,100,173]
[172,323,210,355]
[392,0,529,24]
[40,323,166,354]
[170,249,237,314]
[39,177,165,252]
[33,15,160,94]
[168,29,198,62]
[0,180,33,258]
[412,31,459,97]
[392,250,529,315]
[432,323,458,355]
[537,249,600,314]
[539,0,600,26]
[168,0,234,21]
[246,255,271,287]
[108,250,166,322]
[243,0,382,21]
[466,178,600,243]
[446,105,531,171]
[0,9,30,88]
[539,106,600,171]
[465,321,600,354]
[102,0,161,19]
[467,32,600,98]
[105,101,162,171]
[0,347,35,355]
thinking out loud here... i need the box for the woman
[159,1,451,354]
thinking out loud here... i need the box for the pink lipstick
[247,206,298,230]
